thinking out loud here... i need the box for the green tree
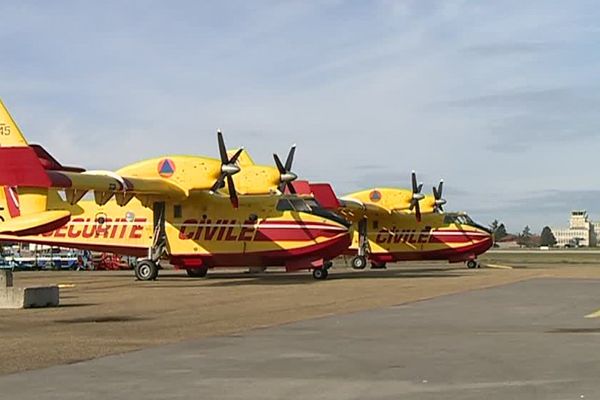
[517,225,532,248]
[490,220,508,242]
[540,226,557,247]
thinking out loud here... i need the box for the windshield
[444,213,491,233]
[276,198,350,227]
[444,214,474,225]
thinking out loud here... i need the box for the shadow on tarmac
[150,267,466,287]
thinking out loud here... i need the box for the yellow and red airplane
[294,173,493,270]
[0,99,350,280]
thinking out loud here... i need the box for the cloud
[462,42,553,56]
[1,0,600,230]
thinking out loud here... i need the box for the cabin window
[173,205,182,218]
[276,199,294,211]
[290,198,311,212]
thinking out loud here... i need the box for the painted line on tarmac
[58,284,76,289]
[484,264,513,270]
[584,309,600,319]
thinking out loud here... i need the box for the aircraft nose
[480,230,494,253]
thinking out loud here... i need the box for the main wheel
[312,268,329,280]
[186,267,208,278]
[135,260,159,281]
[351,255,367,270]
[466,260,478,269]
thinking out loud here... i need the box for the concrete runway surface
[1,277,599,399]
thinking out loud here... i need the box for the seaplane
[291,173,493,270]
[0,99,350,280]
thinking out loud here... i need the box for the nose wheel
[466,260,480,269]
[312,261,333,280]
[312,268,329,280]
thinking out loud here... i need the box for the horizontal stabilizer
[29,144,85,173]
[0,210,71,236]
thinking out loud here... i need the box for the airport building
[552,210,597,247]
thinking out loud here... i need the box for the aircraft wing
[47,170,188,205]
[337,197,392,221]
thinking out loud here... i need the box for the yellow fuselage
[344,188,492,263]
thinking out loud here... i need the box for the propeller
[432,179,447,213]
[273,144,298,194]
[408,171,425,222]
[210,130,244,208]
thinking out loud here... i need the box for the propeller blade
[284,144,296,172]
[217,130,228,163]
[229,147,244,165]
[417,182,423,193]
[226,175,239,208]
[415,202,422,222]
[411,171,418,193]
[210,174,226,193]
[211,131,243,207]
[433,179,446,213]
[273,153,285,173]
[286,182,297,194]
[274,145,298,193]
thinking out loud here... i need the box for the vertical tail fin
[0,101,71,236]
[0,98,29,147]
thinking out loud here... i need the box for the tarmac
[1,273,600,399]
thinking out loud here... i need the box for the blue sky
[2,0,600,233]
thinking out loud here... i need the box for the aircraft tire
[351,255,367,270]
[466,260,478,269]
[135,260,159,281]
[186,267,208,278]
[312,268,329,280]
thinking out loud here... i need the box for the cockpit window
[276,197,351,227]
[444,214,474,225]
[290,198,311,212]
[276,199,294,211]
[444,213,491,233]
[276,198,311,212]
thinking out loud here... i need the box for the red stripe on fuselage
[170,231,351,269]
[428,231,490,244]
[4,186,20,218]
[367,237,493,263]
[177,219,346,242]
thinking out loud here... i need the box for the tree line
[489,220,557,248]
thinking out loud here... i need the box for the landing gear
[466,260,480,269]
[312,268,329,280]
[186,267,208,278]
[352,217,370,271]
[351,255,367,270]
[135,201,167,282]
[371,262,387,269]
[135,259,159,281]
